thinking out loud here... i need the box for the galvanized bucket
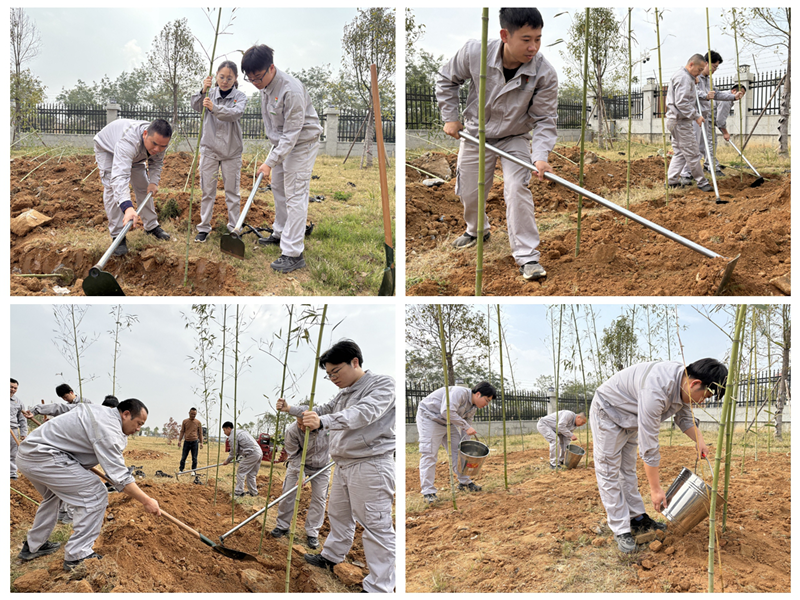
[564,444,585,469]
[457,440,489,478]
[662,467,726,536]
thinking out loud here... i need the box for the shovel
[82,192,154,296]
[459,132,740,296]
[220,172,264,259]
[174,461,235,479]
[726,139,765,187]
[88,466,257,562]
[370,63,395,296]
[694,89,726,205]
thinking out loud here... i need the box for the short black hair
[499,8,544,33]
[689,54,708,66]
[118,398,148,418]
[472,382,497,400]
[241,44,274,75]
[147,119,172,139]
[190,407,197,412]
[10,378,18,385]
[687,358,728,397]
[102,395,119,408]
[704,50,723,65]
[319,339,363,369]
[222,421,234,430]
[730,83,747,92]
[55,383,73,398]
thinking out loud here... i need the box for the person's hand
[202,76,213,94]
[697,442,711,459]
[276,398,290,413]
[571,434,578,441]
[199,443,203,449]
[533,160,553,182]
[21,409,34,419]
[696,116,705,126]
[122,207,143,229]
[222,458,230,466]
[202,97,214,112]
[723,131,731,142]
[296,416,306,432]
[707,90,716,100]
[19,436,25,441]
[443,121,463,139]
[650,487,667,513]
[735,91,745,100]
[177,441,182,448]
[257,163,272,183]
[465,427,477,436]
[301,411,321,431]
[146,183,158,196]
[143,497,161,515]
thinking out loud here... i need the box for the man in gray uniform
[271,419,331,549]
[590,358,727,553]
[536,410,586,469]
[16,399,160,570]
[277,339,395,594]
[10,378,28,479]
[93,118,173,256]
[437,8,558,281]
[221,421,262,497]
[712,84,747,170]
[242,44,322,274]
[416,382,496,502]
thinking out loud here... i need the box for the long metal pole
[90,192,153,273]
[231,173,264,235]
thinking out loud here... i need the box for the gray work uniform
[416,386,478,492]
[16,404,134,561]
[260,68,322,258]
[33,396,92,417]
[227,429,262,495]
[681,75,738,175]
[274,422,331,537]
[190,86,247,234]
[437,39,558,266]
[536,410,577,467]
[589,361,696,536]
[710,98,737,168]
[666,68,709,187]
[10,394,28,478]
[288,371,395,594]
[93,119,166,237]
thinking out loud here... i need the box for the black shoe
[697,183,714,193]
[271,527,289,538]
[194,231,209,243]
[549,464,562,470]
[18,540,61,561]
[63,552,102,572]
[112,236,128,256]
[457,482,482,492]
[304,553,338,571]
[423,493,439,504]
[145,225,171,241]
[616,532,637,553]
[257,233,281,246]
[630,513,668,534]
[271,254,306,273]
[247,491,259,497]
[452,231,490,249]
[307,536,320,549]
[234,492,245,498]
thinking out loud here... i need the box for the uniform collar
[264,67,283,97]
[339,370,372,394]
[489,38,540,78]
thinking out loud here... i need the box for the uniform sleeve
[557,412,575,439]
[674,75,700,121]
[190,91,205,113]
[439,389,470,432]
[228,435,236,460]
[529,62,559,163]
[214,92,247,123]
[672,403,696,433]
[318,377,395,432]
[16,404,28,437]
[637,387,669,467]
[93,434,134,491]
[264,91,308,168]
[716,102,729,130]
[34,403,75,417]
[110,135,139,211]
[146,150,164,187]
[436,43,471,124]
[283,425,300,457]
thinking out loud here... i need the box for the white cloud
[123,39,144,70]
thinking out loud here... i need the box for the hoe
[220,172,264,259]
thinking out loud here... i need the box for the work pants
[589,402,647,537]
[235,450,262,495]
[275,463,331,537]
[179,440,199,472]
[681,116,718,177]
[456,135,540,266]
[321,454,395,593]
[536,421,570,467]
[198,154,241,233]
[417,417,471,495]
[17,450,108,561]
[666,119,709,187]
[10,429,20,478]
[271,139,319,257]
[94,146,159,237]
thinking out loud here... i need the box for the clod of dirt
[770,274,790,295]
[334,562,365,586]
[650,540,663,552]
[239,569,281,593]
[13,569,50,592]
[641,559,654,570]
[11,209,52,236]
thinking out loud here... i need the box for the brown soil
[406,151,790,296]
[9,153,273,296]
[123,450,166,460]
[405,446,790,593]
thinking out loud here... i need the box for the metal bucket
[457,440,489,478]
[564,444,585,469]
[662,467,726,536]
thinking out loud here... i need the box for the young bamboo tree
[486,304,492,447]
[475,8,489,295]
[575,7,590,256]
[708,304,747,592]
[731,9,745,176]
[436,305,458,510]
[229,304,241,524]
[52,305,99,400]
[625,8,632,215]
[705,9,716,174]
[109,305,138,396]
[571,306,590,466]
[213,304,228,505]
[654,8,670,205]
[499,317,524,449]
[184,304,217,466]
[554,305,564,454]
[285,304,328,593]
[741,307,757,472]
[496,304,508,490]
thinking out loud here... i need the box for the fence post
[547,390,558,414]
[642,78,658,138]
[105,102,120,126]
[323,107,340,157]
[737,64,755,137]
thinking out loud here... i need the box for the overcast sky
[22,8,364,101]
[409,8,788,87]
[11,303,396,432]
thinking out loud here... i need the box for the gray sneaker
[697,183,714,192]
[145,226,171,241]
[271,254,306,273]
[520,261,547,281]
[423,493,438,504]
[18,540,61,561]
[615,532,637,553]
[257,233,281,246]
[679,177,693,187]
[194,231,209,243]
[452,232,490,249]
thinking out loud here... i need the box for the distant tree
[152,426,160,438]
[9,68,45,136]
[56,79,96,104]
[163,418,180,445]
[10,8,42,142]
[406,48,444,89]
[287,64,336,109]
[600,315,641,373]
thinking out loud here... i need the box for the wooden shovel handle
[10,428,20,446]
[370,63,392,249]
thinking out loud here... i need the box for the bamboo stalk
[436,305,458,510]
[626,8,632,218]
[753,311,759,462]
[474,8,489,296]
[213,305,228,505]
[571,306,590,467]
[11,487,39,506]
[285,305,327,592]
[732,9,745,181]
[500,322,524,450]
[230,304,240,525]
[486,304,492,447]
[576,8,590,256]
[497,305,508,490]
[705,9,716,171]
[554,305,563,457]
[81,166,98,183]
[741,307,756,472]
[654,8,670,205]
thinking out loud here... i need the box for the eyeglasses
[324,365,346,381]
[244,70,268,84]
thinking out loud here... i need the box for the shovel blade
[213,545,258,562]
[714,254,740,296]
[750,177,765,188]
[220,234,245,259]
[82,267,125,296]
[378,243,395,296]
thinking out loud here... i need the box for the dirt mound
[406,446,790,593]
[406,150,790,296]
[10,477,39,531]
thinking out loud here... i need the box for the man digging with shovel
[16,398,160,571]
[589,358,727,553]
[536,410,586,470]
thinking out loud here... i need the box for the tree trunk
[360,108,374,169]
[774,309,790,439]
[778,33,790,155]
[446,352,455,389]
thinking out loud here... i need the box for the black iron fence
[28,103,107,135]
[705,369,790,409]
[602,90,643,120]
[338,107,396,143]
[748,70,785,115]
[557,100,586,130]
